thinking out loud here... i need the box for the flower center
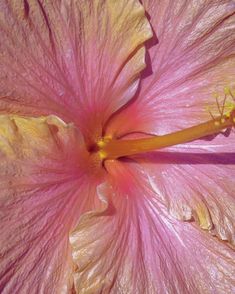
[97,107,235,160]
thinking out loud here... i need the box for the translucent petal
[107,0,235,137]
[0,0,152,141]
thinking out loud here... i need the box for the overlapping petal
[0,115,101,293]
[0,0,152,142]
[107,0,235,137]
[104,0,235,257]
[70,160,235,293]
[1,1,235,293]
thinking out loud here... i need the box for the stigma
[97,89,235,160]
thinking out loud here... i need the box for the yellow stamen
[98,111,235,160]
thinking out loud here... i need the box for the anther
[98,89,235,160]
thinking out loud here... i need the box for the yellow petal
[0,114,92,293]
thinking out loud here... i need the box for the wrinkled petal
[70,160,235,294]
[0,0,152,141]
[107,0,235,137]
[105,0,235,251]
[134,129,235,246]
[0,115,100,293]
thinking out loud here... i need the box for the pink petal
[0,0,152,142]
[135,129,235,245]
[70,160,235,293]
[107,0,235,137]
[0,115,101,293]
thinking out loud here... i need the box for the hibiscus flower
[0,0,235,293]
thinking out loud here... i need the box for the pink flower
[0,0,235,293]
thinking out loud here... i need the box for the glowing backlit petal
[107,0,235,137]
[70,160,235,293]
[0,0,152,142]
[0,115,100,293]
